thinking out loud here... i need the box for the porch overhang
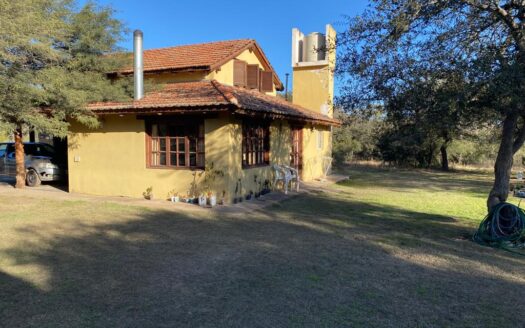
[87,80,341,127]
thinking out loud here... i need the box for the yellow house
[68,26,339,202]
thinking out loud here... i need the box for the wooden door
[290,126,303,172]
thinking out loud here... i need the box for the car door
[5,144,16,177]
[0,144,7,175]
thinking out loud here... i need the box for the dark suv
[0,142,65,186]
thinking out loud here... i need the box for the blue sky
[82,0,369,89]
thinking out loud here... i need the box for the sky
[80,0,370,90]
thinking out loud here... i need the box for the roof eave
[91,104,233,115]
[232,109,340,127]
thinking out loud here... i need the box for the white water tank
[303,32,326,62]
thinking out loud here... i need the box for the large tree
[0,0,131,188]
[339,0,525,210]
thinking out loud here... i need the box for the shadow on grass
[1,193,524,327]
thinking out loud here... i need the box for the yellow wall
[301,124,332,182]
[225,119,291,198]
[68,114,292,203]
[68,115,202,199]
[292,66,333,116]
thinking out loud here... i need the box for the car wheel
[26,169,41,187]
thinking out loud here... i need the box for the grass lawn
[1,165,524,327]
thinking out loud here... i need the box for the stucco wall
[225,119,291,199]
[68,115,205,199]
[301,124,332,182]
[68,114,292,202]
[292,66,333,117]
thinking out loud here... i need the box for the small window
[6,144,14,158]
[242,121,270,167]
[317,130,324,150]
[0,144,6,158]
[147,121,204,169]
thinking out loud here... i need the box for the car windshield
[24,144,55,157]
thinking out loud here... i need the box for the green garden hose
[473,202,525,255]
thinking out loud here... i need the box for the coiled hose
[473,202,525,254]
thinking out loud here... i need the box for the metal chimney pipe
[133,30,144,100]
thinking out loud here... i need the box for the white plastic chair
[283,165,300,192]
[272,164,292,194]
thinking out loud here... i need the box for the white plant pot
[171,196,179,203]
[198,196,207,207]
[209,195,217,207]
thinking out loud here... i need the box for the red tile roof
[116,39,283,90]
[88,81,340,126]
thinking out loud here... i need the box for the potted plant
[234,178,243,203]
[238,179,244,203]
[261,179,271,195]
[253,175,260,198]
[167,189,179,203]
[200,162,224,207]
[208,191,217,207]
[143,186,154,200]
[198,193,207,207]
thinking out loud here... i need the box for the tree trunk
[439,134,452,172]
[487,114,518,210]
[14,127,25,189]
[440,140,450,171]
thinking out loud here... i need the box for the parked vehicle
[0,142,66,187]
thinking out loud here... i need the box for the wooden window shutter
[260,71,274,92]
[233,60,247,87]
[246,64,260,89]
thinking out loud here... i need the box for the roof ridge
[139,38,254,53]
[210,80,239,106]
[208,39,255,71]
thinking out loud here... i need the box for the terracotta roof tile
[115,39,283,90]
[88,81,340,126]
[118,39,254,74]
[88,81,230,111]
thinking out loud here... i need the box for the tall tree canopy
[338,0,525,210]
[0,0,131,188]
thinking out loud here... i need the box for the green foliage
[378,125,442,168]
[0,0,131,137]
[142,186,153,199]
[333,108,385,164]
[199,161,224,195]
[337,0,525,179]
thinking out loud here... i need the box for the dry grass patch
[1,166,524,327]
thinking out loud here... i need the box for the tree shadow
[1,194,524,327]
